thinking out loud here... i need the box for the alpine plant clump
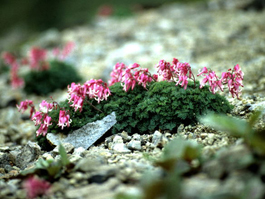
[17,58,243,139]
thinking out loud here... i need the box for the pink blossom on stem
[134,68,153,89]
[52,41,75,60]
[197,66,208,76]
[61,41,75,60]
[23,176,51,199]
[43,114,52,128]
[108,62,126,86]
[122,68,137,92]
[199,70,224,94]
[36,123,49,136]
[31,111,43,126]
[2,52,17,66]
[58,110,71,130]
[29,47,49,70]
[39,100,54,113]
[156,59,173,81]
[221,65,244,99]
[70,94,84,112]
[176,75,188,89]
[17,100,35,117]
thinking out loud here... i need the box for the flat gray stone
[47,112,116,149]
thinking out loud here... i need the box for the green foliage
[200,111,265,156]
[139,137,202,199]
[136,81,233,133]
[23,60,82,95]
[101,82,148,134]
[20,144,73,181]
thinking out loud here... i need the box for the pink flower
[36,123,49,136]
[233,64,244,79]
[61,41,75,59]
[17,100,35,117]
[156,60,173,81]
[69,95,84,112]
[35,114,52,136]
[176,75,188,89]
[108,62,126,86]
[199,71,223,94]
[58,110,71,129]
[9,63,24,89]
[197,67,208,76]
[23,176,51,199]
[31,111,43,126]
[220,65,244,99]
[43,115,52,128]
[122,68,137,92]
[2,52,17,66]
[39,100,54,113]
[134,68,154,89]
[29,47,49,70]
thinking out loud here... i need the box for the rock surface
[46,112,116,149]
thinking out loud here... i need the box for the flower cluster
[197,64,244,99]
[17,99,72,136]
[2,52,24,88]
[31,100,56,136]
[68,79,111,111]
[108,58,244,98]
[109,62,157,92]
[156,58,195,89]
[29,47,49,70]
[17,78,110,136]
[1,41,75,89]
[23,176,51,199]
[17,99,35,118]
[52,41,75,60]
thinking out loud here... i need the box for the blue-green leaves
[200,111,265,156]
[20,144,72,181]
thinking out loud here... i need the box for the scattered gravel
[1,0,265,198]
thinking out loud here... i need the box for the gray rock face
[46,112,117,149]
[14,141,42,169]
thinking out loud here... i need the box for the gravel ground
[1,0,265,198]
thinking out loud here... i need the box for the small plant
[17,58,243,144]
[1,41,81,95]
[23,60,81,95]
[200,110,265,156]
[20,144,72,198]
[130,137,202,199]
[20,144,72,180]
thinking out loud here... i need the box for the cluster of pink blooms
[23,176,51,199]
[156,58,195,89]
[197,64,244,98]
[2,52,25,88]
[109,62,158,92]
[52,41,75,60]
[17,78,110,136]
[108,58,244,99]
[17,99,72,136]
[68,79,111,111]
[1,41,75,89]
[28,47,49,70]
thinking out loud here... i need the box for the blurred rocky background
[1,0,265,198]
